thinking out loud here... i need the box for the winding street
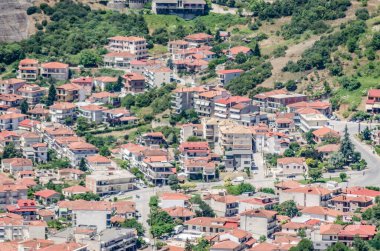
[330,121,380,187]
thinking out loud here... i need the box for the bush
[338,76,361,91]
[26,6,40,15]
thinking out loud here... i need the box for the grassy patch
[143,13,248,33]
[149,44,168,55]
[297,176,342,184]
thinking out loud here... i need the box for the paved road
[330,121,380,187]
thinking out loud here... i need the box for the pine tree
[114,76,123,92]
[79,158,87,172]
[340,125,354,164]
[46,83,56,106]
[253,42,261,57]
[185,239,192,251]
[20,99,29,114]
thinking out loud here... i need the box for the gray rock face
[0,0,31,42]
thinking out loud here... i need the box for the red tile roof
[312,127,339,138]
[185,33,213,41]
[34,189,59,198]
[277,157,305,166]
[41,62,68,69]
[339,225,376,238]
[163,206,195,218]
[217,69,244,75]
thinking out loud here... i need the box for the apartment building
[301,206,344,223]
[168,40,190,59]
[217,69,244,86]
[66,142,98,166]
[0,113,26,131]
[171,86,207,114]
[152,0,206,19]
[218,123,254,170]
[0,78,26,94]
[140,157,173,185]
[0,213,46,241]
[58,200,113,232]
[2,158,33,175]
[0,130,21,151]
[103,108,137,125]
[17,84,47,105]
[298,108,329,132]
[240,209,278,238]
[253,90,307,112]
[194,90,230,117]
[179,141,210,160]
[239,196,278,213]
[40,62,69,81]
[122,72,145,94]
[103,51,136,68]
[287,100,332,116]
[214,96,251,119]
[18,58,39,81]
[56,83,84,102]
[49,102,77,123]
[276,157,307,176]
[180,123,203,142]
[183,158,216,181]
[108,36,147,59]
[52,227,137,251]
[329,195,373,213]
[159,192,191,209]
[145,66,172,88]
[0,94,24,107]
[184,217,239,234]
[279,186,332,207]
[86,170,136,196]
[78,104,106,124]
[86,155,117,172]
[208,194,240,217]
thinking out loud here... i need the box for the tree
[46,83,56,106]
[326,242,350,251]
[289,239,314,251]
[99,146,111,156]
[285,80,297,91]
[2,142,22,159]
[340,125,354,165]
[190,194,215,217]
[339,172,347,182]
[309,168,322,182]
[327,152,345,171]
[149,196,159,208]
[275,200,299,217]
[259,235,266,243]
[185,239,193,251]
[79,158,87,172]
[353,237,370,251]
[76,117,91,132]
[226,183,255,195]
[79,49,101,67]
[148,209,175,238]
[235,52,247,64]
[20,99,29,114]
[168,174,180,191]
[361,127,371,141]
[121,218,145,236]
[252,42,261,57]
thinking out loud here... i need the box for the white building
[86,170,135,196]
[49,102,77,123]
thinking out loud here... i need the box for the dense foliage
[250,0,350,39]
[0,0,149,67]
[284,20,367,72]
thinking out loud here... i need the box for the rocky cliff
[0,0,31,42]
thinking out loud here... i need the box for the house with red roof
[253,89,307,112]
[71,77,93,96]
[329,195,373,213]
[171,86,207,114]
[88,91,119,106]
[239,196,278,213]
[163,206,195,221]
[78,104,106,124]
[6,199,38,221]
[207,194,240,217]
[140,131,167,146]
[316,144,340,159]
[276,157,306,176]
[343,187,380,200]
[122,72,145,94]
[58,168,85,181]
[103,51,136,68]
[18,58,39,81]
[184,217,239,234]
[210,240,242,251]
[40,62,69,80]
[62,185,91,197]
[49,102,77,123]
[338,225,376,245]
[214,96,252,119]
[184,33,213,47]
[93,76,118,91]
[312,127,340,143]
[179,141,210,159]
[159,192,191,209]
[34,189,61,205]
[183,157,216,181]
[56,83,85,102]
[287,100,332,116]
[0,112,26,131]
[66,141,98,166]
[224,46,252,58]
[366,89,380,113]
